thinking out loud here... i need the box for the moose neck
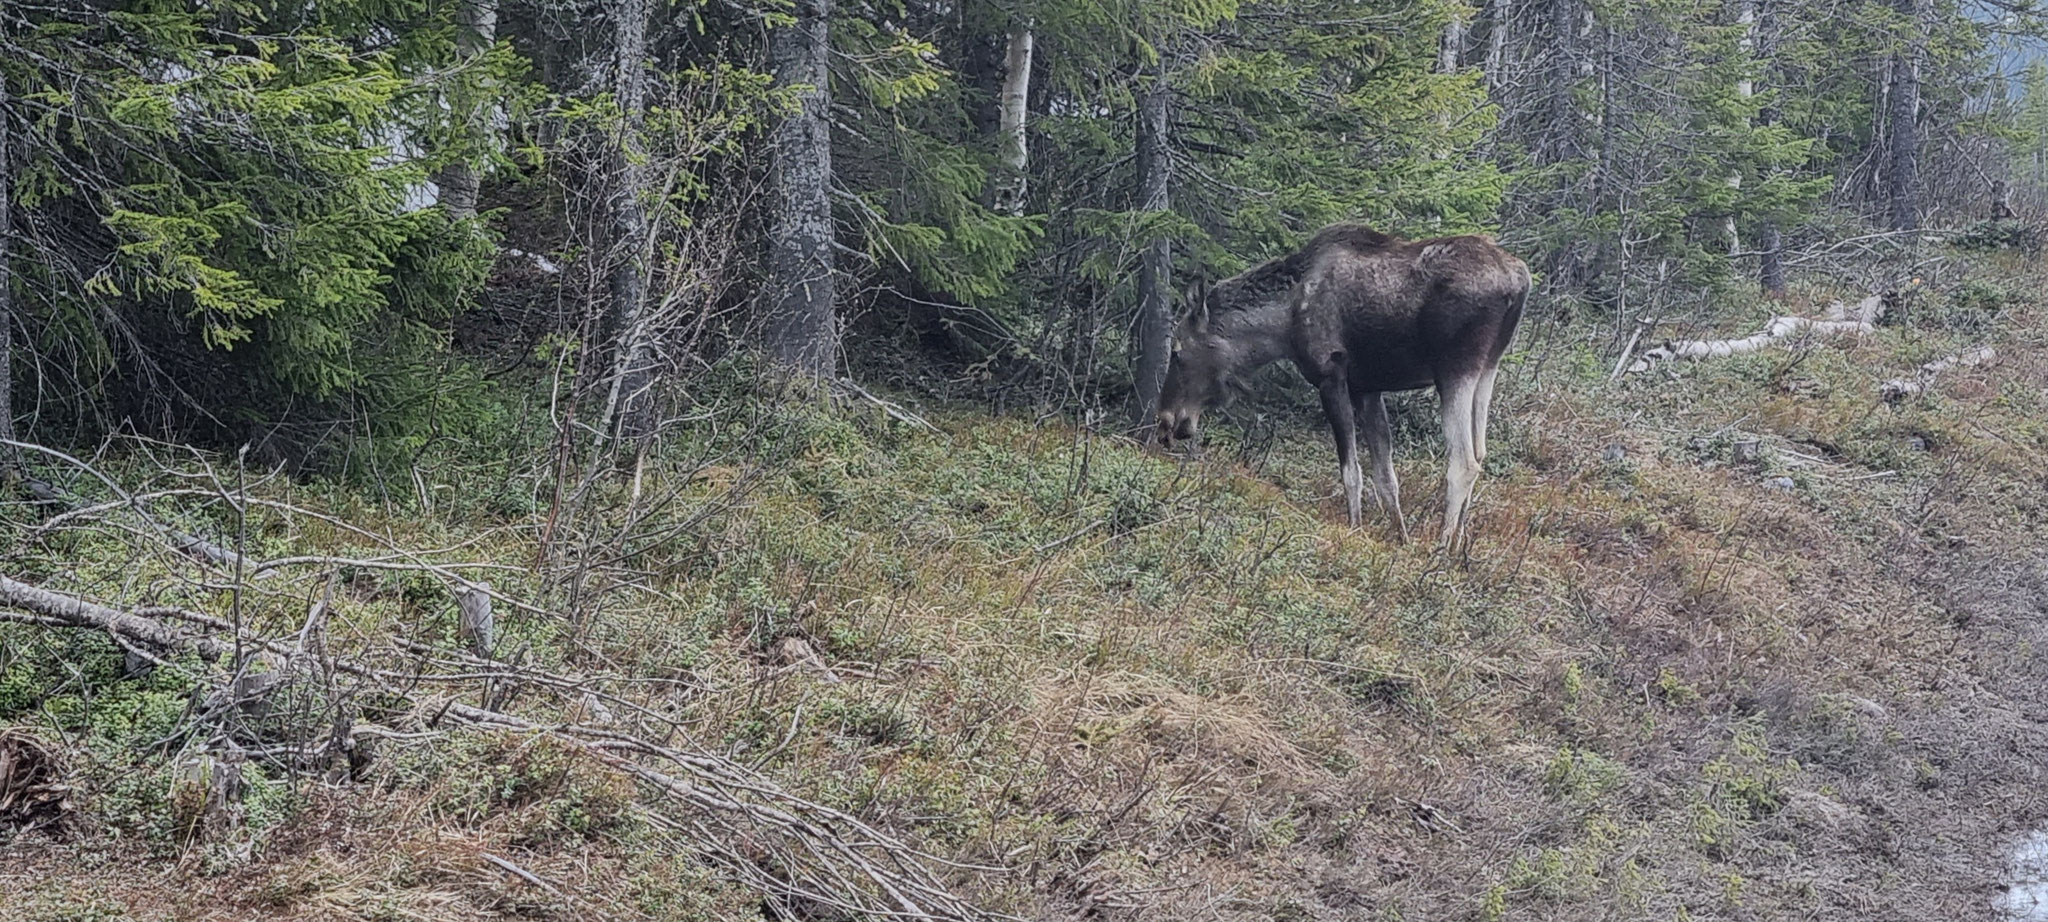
[1212,296,1293,374]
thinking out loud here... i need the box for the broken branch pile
[0,441,999,921]
[2,569,995,920]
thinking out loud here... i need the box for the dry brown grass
[6,255,2048,921]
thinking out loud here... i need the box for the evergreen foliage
[2,0,506,442]
[0,0,2040,452]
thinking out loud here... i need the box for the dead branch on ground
[3,438,249,571]
[0,568,998,921]
[1626,295,1884,374]
[1880,346,1996,401]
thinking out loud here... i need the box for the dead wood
[1626,295,1883,374]
[2,438,249,572]
[1880,346,1995,401]
[0,574,225,661]
[0,569,998,921]
[0,730,74,833]
[456,581,496,658]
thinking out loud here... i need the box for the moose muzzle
[1156,410,1199,449]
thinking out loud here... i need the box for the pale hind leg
[1358,391,1407,542]
[1470,364,1501,465]
[1437,373,1482,548]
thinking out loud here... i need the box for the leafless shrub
[0,440,1000,919]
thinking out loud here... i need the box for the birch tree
[604,0,656,444]
[1440,5,1467,75]
[437,0,498,222]
[1484,0,1512,90]
[0,66,14,477]
[1755,0,1786,297]
[990,22,1034,216]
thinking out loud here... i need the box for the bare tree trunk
[1592,24,1615,209]
[606,0,655,446]
[764,0,838,377]
[0,68,15,478]
[990,24,1033,216]
[1438,11,1466,74]
[1888,0,1925,231]
[1755,0,1785,297]
[1484,0,1512,91]
[1432,9,1468,163]
[1543,0,1579,164]
[1758,224,1785,296]
[436,0,497,221]
[1571,19,1611,288]
[1129,73,1173,431]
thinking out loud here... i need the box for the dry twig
[0,568,999,920]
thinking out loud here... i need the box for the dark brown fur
[1289,225,1527,386]
[1157,223,1531,544]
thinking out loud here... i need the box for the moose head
[1155,280,1227,449]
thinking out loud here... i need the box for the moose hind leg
[1437,373,1482,547]
[1318,371,1363,527]
[1470,363,1501,465]
[1359,391,1407,542]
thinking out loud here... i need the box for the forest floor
[4,245,2048,922]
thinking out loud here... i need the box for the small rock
[1602,444,1627,463]
[1764,476,1797,492]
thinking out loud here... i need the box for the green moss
[1543,746,1628,802]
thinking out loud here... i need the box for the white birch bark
[991,24,1034,216]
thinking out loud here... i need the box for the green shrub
[1949,218,2041,252]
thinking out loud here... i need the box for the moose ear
[1183,279,1212,333]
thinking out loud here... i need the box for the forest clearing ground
[5,252,2048,921]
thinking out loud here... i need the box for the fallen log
[1627,295,1883,374]
[3,438,251,572]
[0,574,225,661]
[1879,346,1995,401]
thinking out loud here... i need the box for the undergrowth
[3,252,2046,921]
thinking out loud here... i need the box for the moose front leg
[1317,369,1363,528]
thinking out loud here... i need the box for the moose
[1154,224,1530,547]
